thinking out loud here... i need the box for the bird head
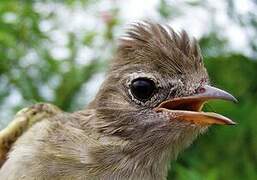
[90,22,236,157]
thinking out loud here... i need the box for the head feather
[113,21,205,77]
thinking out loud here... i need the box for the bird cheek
[154,111,178,127]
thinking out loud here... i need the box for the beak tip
[232,97,239,104]
[203,85,238,104]
[226,120,237,125]
[231,121,237,125]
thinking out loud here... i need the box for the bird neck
[82,123,180,180]
[89,136,174,180]
[78,108,183,179]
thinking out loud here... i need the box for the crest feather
[116,21,205,75]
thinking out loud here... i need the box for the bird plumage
[0,21,236,180]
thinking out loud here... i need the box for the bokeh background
[0,0,256,179]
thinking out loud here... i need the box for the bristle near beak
[154,85,237,126]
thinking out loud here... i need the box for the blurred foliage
[0,0,118,123]
[0,0,257,180]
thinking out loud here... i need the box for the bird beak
[154,85,237,126]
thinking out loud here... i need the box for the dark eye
[130,78,156,101]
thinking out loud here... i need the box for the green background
[0,1,256,179]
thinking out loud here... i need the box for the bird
[0,103,62,167]
[0,21,237,180]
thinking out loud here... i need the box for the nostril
[197,87,206,94]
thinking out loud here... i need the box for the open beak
[154,85,237,126]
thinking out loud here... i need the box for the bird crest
[115,21,206,77]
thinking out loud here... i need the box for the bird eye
[130,78,156,101]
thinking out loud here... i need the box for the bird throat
[89,126,202,180]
